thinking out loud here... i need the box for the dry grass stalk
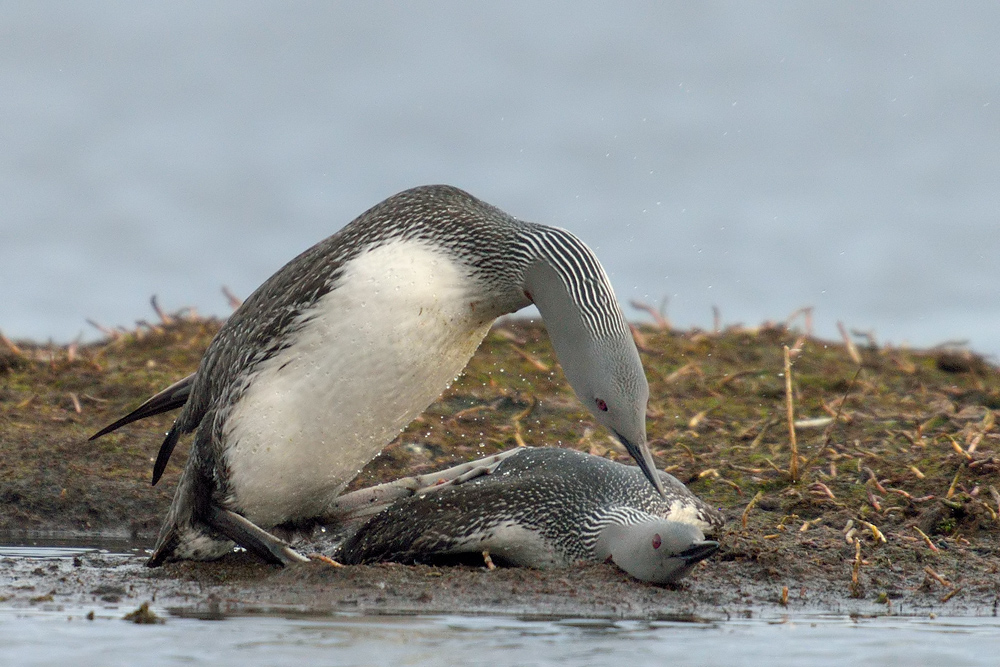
[795,416,834,429]
[741,490,764,530]
[508,345,550,372]
[808,482,836,499]
[628,324,654,354]
[307,553,343,567]
[664,361,700,383]
[946,471,961,499]
[511,396,537,447]
[949,436,972,461]
[837,321,862,365]
[982,410,996,433]
[785,306,813,336]
[86,319,120,340]
[629,299,670,329]
[849,538,863,597]
[799,518,823,532]
[718,477,744,495]
[150,295,173,325]
[784,307,814,336]
[68,393,82,414]
[222,286,243,310]
[783,345,799,481]
[866,488,883,512]
[749,418,776,449]
[688,409,710,429]
[940,587,963,603]
[913,526,940,552]
[865,468,887,494]
[923,566,951,587]
[860,520,886,543]
[0,330,25,357]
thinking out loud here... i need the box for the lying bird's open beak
[615,431,666,497]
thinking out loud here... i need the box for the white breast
[223,239,497,527]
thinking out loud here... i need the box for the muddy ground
[1,310,999,620]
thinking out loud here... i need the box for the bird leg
[205,505,309,566]
[318,448,521,524]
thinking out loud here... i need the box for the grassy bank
[2,308,999,611]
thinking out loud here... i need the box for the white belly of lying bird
[223,240,497,527]
[433,521,569,569]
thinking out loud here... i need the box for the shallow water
[3,606,1000,667]
[2,546,999,666]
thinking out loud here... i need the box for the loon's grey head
[594,519,719,584]
[519,225,661,495]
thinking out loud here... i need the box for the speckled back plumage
[176,187,527,436]
[170,186,631,467]
[337,447,724,566]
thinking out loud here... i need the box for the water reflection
[1,605,1000,667]
[1,546,999,666]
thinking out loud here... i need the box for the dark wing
[89,373,195,440]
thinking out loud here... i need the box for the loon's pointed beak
[678,540,720,565]
[615,431,665,497]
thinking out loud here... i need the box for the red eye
[652,533,662,550]
[596,399,608,412]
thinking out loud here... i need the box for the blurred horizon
[2,2,998,356]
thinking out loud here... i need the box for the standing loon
[91,185,660,566]
[335,447,724,585]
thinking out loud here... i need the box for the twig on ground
[913,526,940,552]
[741,490,764,530]
[509,345,550,372]
[923,566,951,587]
[783,345,799,481]
[849,538,863,597]
[947,471,962,499]
[511,395,537,447]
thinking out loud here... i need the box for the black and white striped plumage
[92,185,660,566]
[337,448,724,582]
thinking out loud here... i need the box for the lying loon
[335,447,724,584]
[91,185,661,566]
